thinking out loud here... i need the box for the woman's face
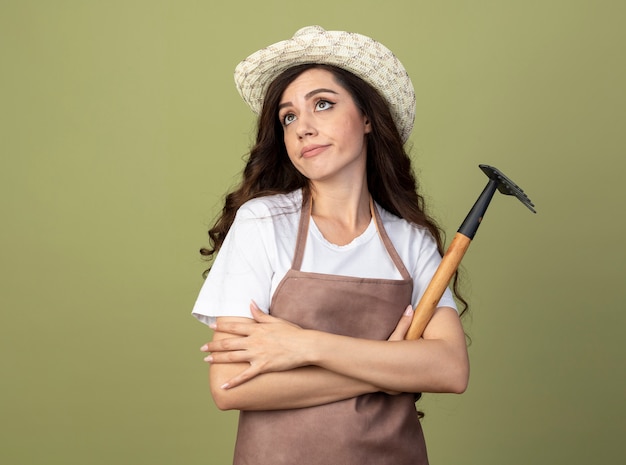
[278,68,371,186]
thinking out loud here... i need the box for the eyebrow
[278,88,339,110]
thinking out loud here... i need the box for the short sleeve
[191,207,275,326]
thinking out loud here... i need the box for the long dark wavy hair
[200,63,467,316]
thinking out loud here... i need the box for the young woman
[193,26,469,465]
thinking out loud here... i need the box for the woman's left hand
[201,301,310,388]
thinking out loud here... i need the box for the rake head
[458,164,536,239]
[479,164,536,213]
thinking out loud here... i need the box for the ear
[363,115,372,134]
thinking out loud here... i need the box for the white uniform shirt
[192,189,456,325]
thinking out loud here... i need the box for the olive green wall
[1,1,624,464]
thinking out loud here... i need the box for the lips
[301,144,330,158]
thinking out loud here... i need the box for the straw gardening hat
[234,25,416,143]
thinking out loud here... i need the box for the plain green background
[1,1,624,464]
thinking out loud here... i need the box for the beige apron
[233,194,428,465]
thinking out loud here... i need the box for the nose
[295,112,317,139]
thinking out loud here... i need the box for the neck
[309,180,371,245]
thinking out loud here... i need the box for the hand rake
[405,164,536,340]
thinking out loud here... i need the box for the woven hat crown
[234,26,416,143]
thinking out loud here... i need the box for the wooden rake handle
[405,233,471,340]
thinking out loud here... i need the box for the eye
[315,99,334,111]
[281,113,296,126]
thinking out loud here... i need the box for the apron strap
[370,198,412,281]
[291,191,311,271]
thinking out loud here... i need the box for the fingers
[388,305,414,341]
[220,365,261,390]
[201,339,251,370]
[200,336,246,357]
[249,301,302,331]
[209,319,254,337]
[250,300,263,314]
[249,300,274,323]
[203,350,248,364]
[382,389,402,396]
